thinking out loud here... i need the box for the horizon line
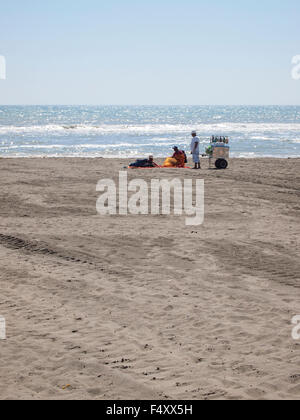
[0,104,300,107]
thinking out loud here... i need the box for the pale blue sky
[0,0,299,105]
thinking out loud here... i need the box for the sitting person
[172,146,186,168]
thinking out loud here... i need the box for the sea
[0,105,299,158]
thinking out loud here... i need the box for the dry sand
[0,157,299,400]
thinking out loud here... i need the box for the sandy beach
[0,157,299,400]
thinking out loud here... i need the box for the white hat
[191,130,197,135]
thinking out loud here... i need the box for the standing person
[190,131,200,169]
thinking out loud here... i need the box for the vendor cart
[206,137,230,169]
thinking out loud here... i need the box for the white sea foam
[0,141,178,150]
[1,122,300,136]
[2,152,299,159]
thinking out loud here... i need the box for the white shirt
[191,136,200,154]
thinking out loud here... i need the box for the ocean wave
[0,142,176,150]
[2,151,299,159]
[1,122,300,136]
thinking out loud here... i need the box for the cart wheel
[215,159,228,170]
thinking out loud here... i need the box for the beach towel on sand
[129,158,190,169]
